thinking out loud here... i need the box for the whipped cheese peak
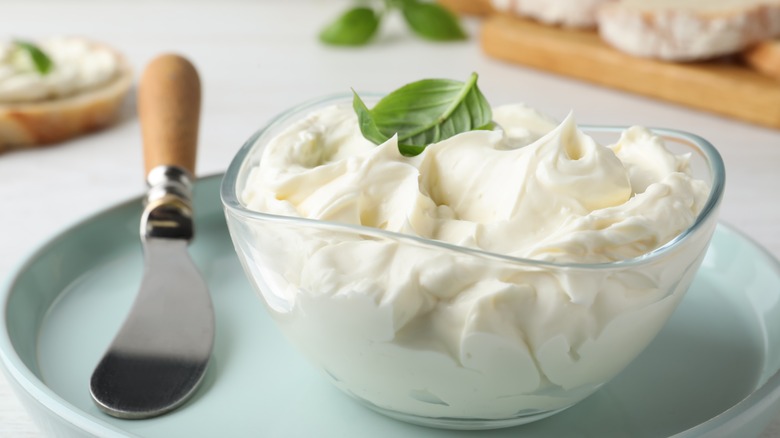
[526,112,632,211]
[0,37,120,103]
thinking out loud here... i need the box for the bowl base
[359,400,573,430]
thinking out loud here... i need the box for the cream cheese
[0,37,119,103]
[491,0,616,28]
[242,103,707,265]
[239,102,711,420]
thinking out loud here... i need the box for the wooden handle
[138,54,201,176]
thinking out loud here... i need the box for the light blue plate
[2,175,780,438]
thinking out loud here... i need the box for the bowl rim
[220,93,726,269]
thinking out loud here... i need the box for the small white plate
[1,175,780,437]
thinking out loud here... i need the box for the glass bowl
[220,94,726,430]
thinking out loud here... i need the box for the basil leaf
[13,40,54,75]
[320,7,380,46]
[352,90,389,145]
[353,73,492,156]
[400,0,467,41]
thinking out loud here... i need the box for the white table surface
[1,1,778,436]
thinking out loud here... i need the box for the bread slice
[0,40,133,152]
[490,0,616,28]
[598,0,780,61]
[744,38,780,79]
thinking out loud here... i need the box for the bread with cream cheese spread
[0,38,133,152]
[598,0,780,61]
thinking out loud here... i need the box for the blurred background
[1,1,779,436]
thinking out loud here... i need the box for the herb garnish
[13,40,54,75]
[320,0,466,46]
[352,73,493,156]
[320,7,381,46]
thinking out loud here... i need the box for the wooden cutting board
[438,0,493,16]
[481,14,780,129]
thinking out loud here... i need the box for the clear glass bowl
[220,94,726,430]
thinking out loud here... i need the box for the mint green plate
[2,175,780,438]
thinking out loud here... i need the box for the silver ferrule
[145,165,194,206]
[141,165,195,241]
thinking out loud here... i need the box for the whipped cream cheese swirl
[243,103,707,264]
[238,102,712,419]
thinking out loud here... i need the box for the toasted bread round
[598,1,780,61]
[0,40,133,152]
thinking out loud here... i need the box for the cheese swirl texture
[242,103,708,265]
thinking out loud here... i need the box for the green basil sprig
[353,73,493,156]
[320,0,466,46]
[13,40,54,75]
